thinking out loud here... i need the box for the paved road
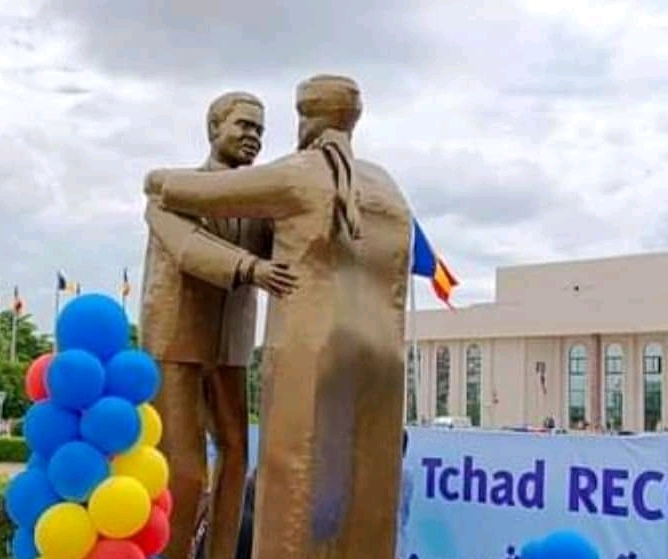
[0,463,24,477]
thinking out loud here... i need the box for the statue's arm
[161,160,302,219]
[144,166,193,196]
[145,199,257,290]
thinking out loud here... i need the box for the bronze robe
[161,148,410,559]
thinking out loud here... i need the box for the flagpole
[9,310,17,363]
[121,267,129,314]
[409,274,421,425]
[53,287,60,351]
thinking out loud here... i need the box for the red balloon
[154,488,173,517]
[25,353,52,402]
[131,505,170,556]
[85,539,144,559]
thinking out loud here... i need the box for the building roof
[411,251,668,341]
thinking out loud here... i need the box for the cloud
[1,0,668,335]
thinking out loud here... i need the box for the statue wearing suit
[141,92,295,559]
[156,75,411,559]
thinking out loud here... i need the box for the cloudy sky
[1,0,668,339]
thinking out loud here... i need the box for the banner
[404,428,666,559]
[212,426,666,558]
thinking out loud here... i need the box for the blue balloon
[23,401,79,459]
[520,539,545,559]
[5,468,60,527]
[12,527,38,559]
[26,453,47,470]
[541,530,599,559]
[56,293,129,362]
[105,349,161,404]
[46,349,106,411]
[80,396,140,454]
[47,441,110,501]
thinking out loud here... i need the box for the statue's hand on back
[251,260,298,298]
[144,168,299,298]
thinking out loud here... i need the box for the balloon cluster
[5,294,171,559]
[520,530,599,559]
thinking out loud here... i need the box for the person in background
[397,429,414,559]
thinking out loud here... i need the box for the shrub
[9,419,22,438]
[0,474,12,559]
[0,438,28,463]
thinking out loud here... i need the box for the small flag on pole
[11,286,23,315]
[57,271,79,294]
[411,219,458,308]
[121,268,130,297]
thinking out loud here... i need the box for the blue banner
[210,426,665,558]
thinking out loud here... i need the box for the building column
[419,343,434,423]
[482,339,495,427]
[553,337,564,427]
[625,336,639,431]
[449,341,462,416]
[663,336,668,430]
[590,334,602,429]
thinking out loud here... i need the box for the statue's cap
[296,75,362,127]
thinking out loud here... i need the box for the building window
[604,343,624,431]
[466,344,481,426]
[568,344,587,428]
[436,346,450,417]
[405,346,420,424]
[643,343,663,432]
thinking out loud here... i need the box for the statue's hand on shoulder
[143,168,169,196]
[251,260,298,298]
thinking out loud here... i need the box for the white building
[406,251,668,432]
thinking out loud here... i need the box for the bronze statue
[154,75,411,559]
[337,159,411,559]
[140,91,296,559]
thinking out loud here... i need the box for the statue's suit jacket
[160,148,411,559]
[140,160,272,367]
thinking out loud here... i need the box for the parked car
[432,416,472,429]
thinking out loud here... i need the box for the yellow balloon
[137,403,162,447]
[88,476,150,538]
[35,503,97,559]
[111,445,169,499]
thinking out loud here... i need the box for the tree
[0,361,30,418]
[0,312,53,418]
[0,311,51,363]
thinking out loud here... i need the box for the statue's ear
[207,118,218,143]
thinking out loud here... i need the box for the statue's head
[206,92,265,167]
[295,75,362,150]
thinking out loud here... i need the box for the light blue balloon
[105,349,161,404]
[12,527,38,559]
[520,539,544,559]
[46,349,106,411]
[26,453,47,470]
[56,293,129,362]
[80,396,140,454]
[541,530,599,559]
[47,441,110,501]
[23,401,79,459]
[5,468,60,527]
